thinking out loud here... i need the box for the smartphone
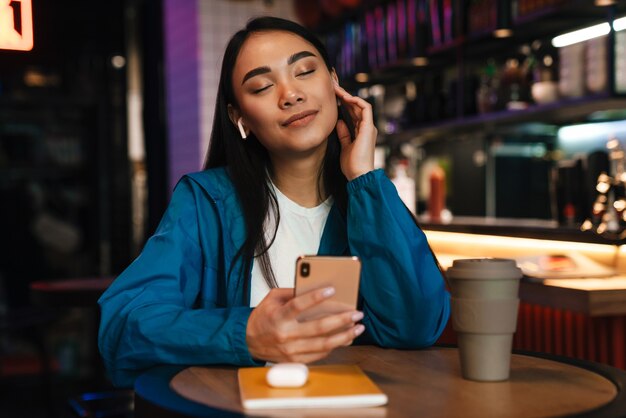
[294,255,361,322]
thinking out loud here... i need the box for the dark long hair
[204,17,347,297]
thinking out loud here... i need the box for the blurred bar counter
[429,230,626,371]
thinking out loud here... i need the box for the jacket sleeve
[347,169,450,348]
[98,178,259,388]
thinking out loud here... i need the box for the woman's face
[230,31,338,159]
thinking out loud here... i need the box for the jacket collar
[186,166,349,256]
[185,167,236,203]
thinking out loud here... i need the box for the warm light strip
[614,16,626,31]
[551,22,611,48]
[424,230,617,256]
[543,278,626,290]
[551,16,626,48]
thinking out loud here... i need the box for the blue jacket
[98,168,450,387]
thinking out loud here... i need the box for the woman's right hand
[246,287,365,363]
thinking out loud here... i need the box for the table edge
[134,365,242,418]
[511,349,626,418]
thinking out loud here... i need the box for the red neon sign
[1,0,33,51]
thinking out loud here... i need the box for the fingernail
[354,324,365,336]
[351,311,364,322]
[322,287,335,298]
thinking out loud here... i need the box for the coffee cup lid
[447,258,522,280]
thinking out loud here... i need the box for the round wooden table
[134,346,626,418]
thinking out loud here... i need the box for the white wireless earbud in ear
[237,117,247,140]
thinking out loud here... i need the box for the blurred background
[2,0,626,416]
[1,2,299,416]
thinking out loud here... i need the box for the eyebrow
[241,50,317,85]
[288,50,316,65]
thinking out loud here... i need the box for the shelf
[386,93,626,142]
[452,1,624,61]
[333,0,626,86]
[427,37,465,56]
[0,96,97,108]
[420,216,621,245]
[512,1,621,27]
[319,1,626,246]
[463,2,615,60]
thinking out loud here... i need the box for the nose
[278,82,306,109]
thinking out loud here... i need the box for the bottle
[616,31,626,93]
[386,2,397,63]
[500,58,530,110]
[375,6,386,68]
[476,59,498,114]
[391,159,417,214]
[428,165,446,222]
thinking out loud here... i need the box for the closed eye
[252,85,272,94]
[297,69,315,77]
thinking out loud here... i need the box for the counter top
[520,279,626,316]
[436,253,626,316]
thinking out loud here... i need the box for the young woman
[98,16,449,388]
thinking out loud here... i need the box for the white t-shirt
[249,184,333,307]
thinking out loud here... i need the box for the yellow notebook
[238,364,388,410]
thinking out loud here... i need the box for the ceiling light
[411,57,428,66]
[355,73,369,83]
[111,55,126,69]
[493,28,513,38]
[494,0,513,38]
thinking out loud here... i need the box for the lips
[282,110,318,127]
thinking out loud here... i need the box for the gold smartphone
[294,255,361,322]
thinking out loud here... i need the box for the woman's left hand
[334,82,377,181]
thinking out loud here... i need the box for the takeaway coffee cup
[447,258,523,382]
